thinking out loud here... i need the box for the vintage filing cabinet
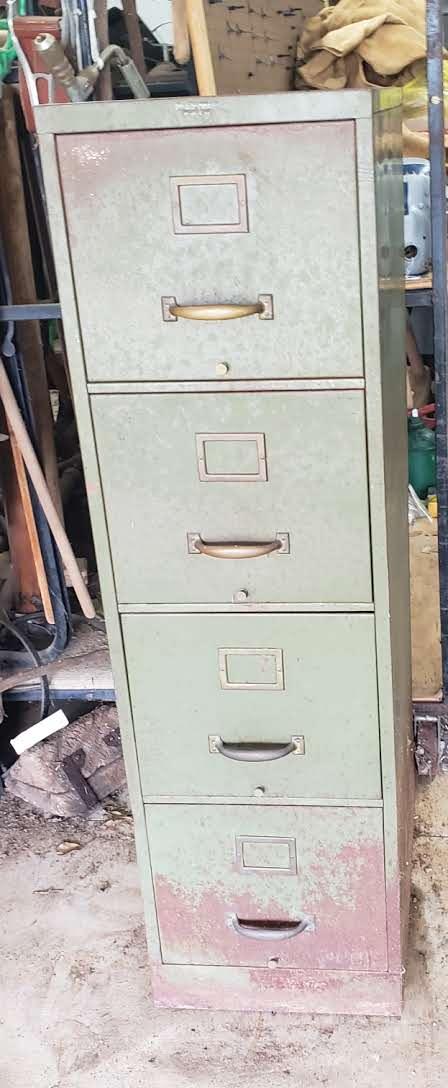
[37,89,414,1015]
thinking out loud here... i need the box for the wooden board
[204,0,322,94]
[410,519,442,700]
[406,273,432,292]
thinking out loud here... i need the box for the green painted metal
[123,613,381,800]
[92,390,372,606]
[36,90,413,1015]
[56,121,363,383]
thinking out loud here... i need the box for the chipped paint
[149,808,388,975]
[151,963,403,1016]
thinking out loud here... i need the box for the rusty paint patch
[151,964,403,1016]
[152,836,388,973]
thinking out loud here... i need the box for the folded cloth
[296,0,427,91]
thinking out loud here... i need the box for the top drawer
[57,122,363,383]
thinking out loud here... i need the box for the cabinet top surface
[35,87,400,135]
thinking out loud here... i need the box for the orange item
[14,16,69,133]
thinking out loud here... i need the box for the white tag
[11,709,69,756]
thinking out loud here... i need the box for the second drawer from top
[92,390,372,607]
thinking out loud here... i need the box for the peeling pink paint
[385,872,402,971]
[151,964,403,1016]
[152,837,387,973]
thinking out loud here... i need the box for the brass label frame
[170,173,248,234]
[218,647,285,691]
[195,432,267,483]
[235,835,298,874]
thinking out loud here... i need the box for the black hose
[0,609,50,721]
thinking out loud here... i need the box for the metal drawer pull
[209,736,305,761]
[198,540,280,559]
[172,302,263,321]
[187,533,290,559]
[229,914,315,941]
[161,294,273,322]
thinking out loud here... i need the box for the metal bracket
[62,748,99,809]
[161,296,178,322]
[414,714,440,778]
[0,303,62,321]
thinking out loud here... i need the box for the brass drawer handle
[187,533,290,559]
[229,914,315,941]
[172,302,263,321]
[197,539,280,559]
[161,294,273,322]
[208,736,305,761]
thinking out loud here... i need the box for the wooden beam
[0,87,62,521]
[94,0,113,100]
[122,0,146,80]
[0,411,40,613]
[8,428,54,624]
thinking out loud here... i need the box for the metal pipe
[427,0,448,694]
[34,33,96,102]
[99,43,149,98]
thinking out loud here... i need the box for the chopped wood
[4,705,126,816]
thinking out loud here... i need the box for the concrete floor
[1,779,448,1088]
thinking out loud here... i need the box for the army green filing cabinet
[37,88,414,1016]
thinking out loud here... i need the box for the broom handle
[185,0,216,95]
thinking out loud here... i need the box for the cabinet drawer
[93,390,372,606]
[124,613,381,800]
[57,122,363,382]
[146,805,388,972]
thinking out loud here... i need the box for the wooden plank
[204,0,322,95]
[122,0,146,80]
[0,87,62,520]
[8,428,54,623]
[406,273,433,291]
[94,0,113,100]
[410,519,442,700]
[0,421,40,612]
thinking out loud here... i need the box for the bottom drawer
[146,805,387,972]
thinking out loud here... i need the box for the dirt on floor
[1,779,448,1088]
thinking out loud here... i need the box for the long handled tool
[185,0,216,95]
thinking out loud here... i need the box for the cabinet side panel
[356,109,413,972]
[374,105,414,963]
[37,133,162,964]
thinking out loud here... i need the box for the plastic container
[427,489,438,518]
[408,408,436,499]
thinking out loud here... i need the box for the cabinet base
[152,964,402,1016]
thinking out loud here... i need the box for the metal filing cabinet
[37,89,414,1016]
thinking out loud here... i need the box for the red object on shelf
[407,403,436,429]
[14,16,69,133]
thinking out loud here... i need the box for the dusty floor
[1,778,447,1088]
